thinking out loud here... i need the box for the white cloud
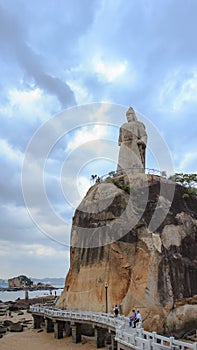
[172,71,197,110]
[66,124,108,151]
[77,175,91,198]
[67,80,91,105]
[9,87,41,107]
[26,244,64,257]
[177,151,197,172]
[0,138,23,163]
[158,69,197,112]
[91,56,127,82]
[0,241,60,258]
[0,240,69,278]
[87,103,112,122]
[0,87,61,122]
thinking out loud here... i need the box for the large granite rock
[57,174,197,336]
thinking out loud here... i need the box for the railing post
[170,336,174,347]
[138,327,143,338]
[134,332,137,346]
[152,331,157,342]
[148,339,152,350]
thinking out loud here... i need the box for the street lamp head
[105,282,108,288]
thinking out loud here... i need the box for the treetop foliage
[169,173,197,195]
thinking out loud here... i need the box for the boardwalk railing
[91,168,167,184]
[116,327,197,350]
[30,306,197,350]
[30,305,127,329]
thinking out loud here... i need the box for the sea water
[0,283,63,302]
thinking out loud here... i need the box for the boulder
[0,326,6,334]
[3,320,13,327]
[57,174,197,336]
[17,311,24,315]
[9,322,23,332]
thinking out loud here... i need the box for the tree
[90,174,98,184]
[95,176,101,183]
[169,173,197,195]
[19,275,33,286]
[108,171,116,178]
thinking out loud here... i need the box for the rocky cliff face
[57,174,197,336]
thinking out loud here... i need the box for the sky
[0,0,196,280]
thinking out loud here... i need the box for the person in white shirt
[133,310,142,328]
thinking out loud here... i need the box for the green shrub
[122,185,130,194]
[182,193,189,199]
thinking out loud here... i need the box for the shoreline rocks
[0,309,33,338]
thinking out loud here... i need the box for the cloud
[177,152,197,173]
[0,88,60,122]
[33,73,76,108]
[74,0,197,112]
[91,56,128,83]
[0,139,24,205]
[158,69,197,112]
[66,124,108,151]
[0,3,76,108]
[0,0,197,280]
[0,240,69,278]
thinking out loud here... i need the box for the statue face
[126,108,137,122]
[127,113,135,122]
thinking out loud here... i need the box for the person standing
[133,310,142,328]
[114,305,119,317]
[129,309,137,327]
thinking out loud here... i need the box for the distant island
[32,277,64,286]
[0,275,64,291]
[0,278,7,284]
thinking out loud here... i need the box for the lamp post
[105,282,108,313]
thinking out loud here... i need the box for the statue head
[126,107,137,122]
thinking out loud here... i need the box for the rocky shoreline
[0,295,56,338]
[0,297,99,350]
[0,285,57,292]
[0,295,56,313]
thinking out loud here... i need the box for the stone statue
[117,107,147,174]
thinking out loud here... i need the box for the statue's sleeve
[138,122,147,145]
